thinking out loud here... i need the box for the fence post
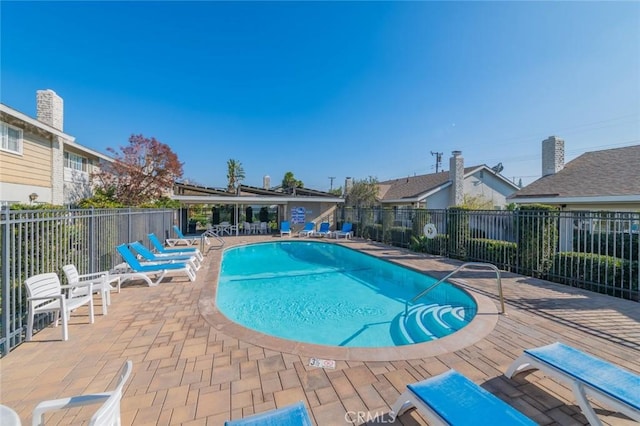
[88,208,96,273]
[1,208,10,356]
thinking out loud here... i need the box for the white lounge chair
[280,221,292,237]
[128,241,201,271]
[311,222,331,238]
[225,401,312,426]
[114,244,196,286]
[298,222,315,237]
[32,360,132,426]
[505,342,640,426]
[148,233,203,261]
[25,272,95,341]
[62,264,120,315]
[166,225,209,247]
[390,369,536,425]
[332,222,353,239]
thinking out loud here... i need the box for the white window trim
[0,122,24,155]
[64,151,89,173]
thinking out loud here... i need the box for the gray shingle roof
[378,167,478,201]
[510,145,640,199]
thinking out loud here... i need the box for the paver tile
[2,237,638,426]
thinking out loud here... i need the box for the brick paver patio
[1,236,638,425]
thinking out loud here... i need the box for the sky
[2,1,639,192]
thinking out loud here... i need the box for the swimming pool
[216,241,477,348]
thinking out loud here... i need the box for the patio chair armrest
[61,282,94,294]
[76,271,108,281]
[32,392,111,426]
[27,294,64,302]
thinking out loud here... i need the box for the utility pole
[328,176,336,191]
[430,151,443,173]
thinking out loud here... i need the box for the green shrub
[573,231,638,260]
[551,252,638,301]
[410,234,448,256]
[466,238,517,270]
[447,207,470,260]
[516,205,559,278]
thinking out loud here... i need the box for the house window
[64,152,88,172]
[0,122,23,154]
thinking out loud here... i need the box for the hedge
[551,252,639,301]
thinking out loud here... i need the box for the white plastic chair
[62,265,120,315]
[32,360,132,426]
[243,221,252,235]
[25,272,95,342]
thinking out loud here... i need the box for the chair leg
[27,306,34,341]
[61,308,69,341]
[102,289,109,315]
[88,297,95,324]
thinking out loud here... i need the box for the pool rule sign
[291,207,306,224]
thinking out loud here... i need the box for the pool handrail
[405,262,505,315]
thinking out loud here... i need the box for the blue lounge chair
[114,244,196,286]
[280,221,292,237]
[311,222,331,237]
[148,233,203,261]
[390,369,536,425]
[128,241,201,271]
[225,401,312,426]
[332,222,353,239]
[167,225,209,247]
[298,222,315,237]
[506,342,640,425]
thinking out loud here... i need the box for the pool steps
[393,303,473,345]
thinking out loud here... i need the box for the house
[376,150,520,210]
[508,137,640,212]
[0,90,112,206]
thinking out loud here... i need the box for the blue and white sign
[291,207,306,224]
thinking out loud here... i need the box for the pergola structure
[171,182,345,236]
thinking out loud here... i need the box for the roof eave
[508,195,640,204]
[172,195,345,204]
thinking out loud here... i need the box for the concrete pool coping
[198,241,499,362]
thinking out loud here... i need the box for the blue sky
[2,1,639,191]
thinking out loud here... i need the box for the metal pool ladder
[405,262,505,315]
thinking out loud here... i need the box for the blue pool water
[216,241,477,348]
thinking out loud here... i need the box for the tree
[226,159,245,193]
[329,186,343,197]
[346,176,379,208]
[282,172,303,193]
[93,134,183,206]
[461,194,494,210]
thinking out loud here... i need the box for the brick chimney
[449,150,464,206]
[542,136,564,176]
[344,177,353,197]
[36,89,64,131]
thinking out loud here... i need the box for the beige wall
[0,133,52,187]
[284,201,339,231]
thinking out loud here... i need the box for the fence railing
[3,206,638,356]
[0,208,176,356]
[338,207,639,302]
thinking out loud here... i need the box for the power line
[430,151,443,173]
[328,176,336,191]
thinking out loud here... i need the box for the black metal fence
[338,207,639,302]
[0,208,176,356]
[2,206,638,356]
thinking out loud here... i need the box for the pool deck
[1,236,639,425]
